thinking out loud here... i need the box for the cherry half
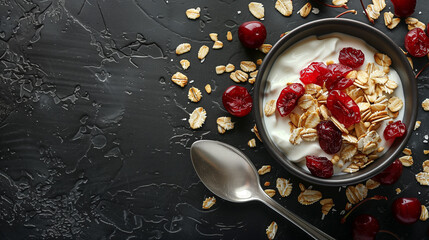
[276,83,305,117]
[317,121,342,154]
[383,120,406,140]
[222,85,253,117]
[305,155,333,178]
[372,159,403,185]
[392,197,421,224]
[390,0,416,18]
[405,28,429,58]
[238,21,267,49]
[352,214,380,240]
[326,90,361,128]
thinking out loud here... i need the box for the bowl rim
[253,18,417,186]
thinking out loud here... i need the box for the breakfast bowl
[254,18,417,186]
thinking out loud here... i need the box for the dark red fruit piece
[238,21,267,49]
[390,0,416,17]
[305,156,333,178]
[325,63,353,90]
[352,214,379,240]
[299,62,330,85]
[405,28,429,57]
[326,77,354,91]
[326,90,361,128]
[392,197,421,224]
[276,83,305,117]
[383,120,407,140]
[339,47,365,68]
[372,159,403,185]
[222,85,253,117]
[317,121,342,154]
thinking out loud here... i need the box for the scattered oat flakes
[405,17,426,31]
[202,196,216,209]
[188,87,202,103]
[424,150,429,155]
[248,2,265,19]
[276,178,292,197]
[366,179,380,190]
[189,107,206,129]
[225,63,235,72]
[259,44,272,54]
[421,205,429,221]
[298,188,322,205]
[298,3,312,18]
[264,189,276,197]
[235,70,249,82]
[395,188,401,194]
[258,165,272,175]
[333,0,348,5]
[366,4,380,20]
[216,65,226,74]
[227,31,233,41]
[320,198,334,216]
[205,84,212,94]
[402,148,412,156]
[264,100,276,117]
[384,12,400,29]
[264,181,270,186]
[176,43,191,55]
[373,0,386,12]
[171,72,188,87]
[186,7,201,20]
[345,202,353,211]
[198,45,209,60]
[346,184,368,204]
[275,0,293,17]
[252,125,262,142]
[180,59,190,70]
[250,70,258,78]
[217,116,234,133]
[240,61,257,72]
[266,221,278,240]
[407,57,414,69]
[422,99,429,111]
[213,41,223,49]
[415,121,421,130]
[423,160,429,173]
[256,59,263,65]
[248,78,256,84]
[416,172,429,186]
[248,138,256,148]
[209,33,218,41]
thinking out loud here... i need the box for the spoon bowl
[190,140,335,240]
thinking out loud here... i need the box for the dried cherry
[317,121,342,154]
[299,62,330,85]
[326,90,361,128]
[326,77,354,91]
[405,28,429,57]
[383,120,406,140]
[222,85,253,117]
[306,155,333,178]
[339,47,365,68]
[276,83,305,117]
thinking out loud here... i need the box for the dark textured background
[0,0,428,239]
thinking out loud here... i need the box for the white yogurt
[263,33,405,174]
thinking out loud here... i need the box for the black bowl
[254,18,417,186]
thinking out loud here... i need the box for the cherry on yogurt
[238,21,267,49]
[276,83,305,117]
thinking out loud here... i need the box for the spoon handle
[258,192,335,240]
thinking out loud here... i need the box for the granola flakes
[248,2,265,19]
[217,116,234,133]
[276,178,292,197]
[202,196,216,209]
[298,188,322,205]
[225,63,235,72]
[240,61,257,72]
[186,7,201,20]
[399,156,413,167]
[189,107,206,129]
[188,87,202,102]
[176,43,191,55]
[171,72,188,87]
[258,165,272,175]
[405,17,426,31]
[266,221,278,240]
[346,184,368,204]
[198,45,209,60]
[384,12,400,29]
[275,0,293,17]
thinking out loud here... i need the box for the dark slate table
[0,0,428,239]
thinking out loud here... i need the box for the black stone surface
[0,0,428,239]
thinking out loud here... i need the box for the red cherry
[299,62,330,85]
[352,214,379,240]
[392,197,421,224]
[238,21,267,49]
[222,85,253,117]
[326,90,361,128]
[372,159,403,185]
[383,120,407,140]
[339,47,365,68]
[390,0,416,18]
[327,77,354,91]
[276,83,305,117]
[405,28,429,58]
[305,156,333,178]
[317,121,342,154]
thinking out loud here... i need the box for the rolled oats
[213,41,223,49]
[264,100,276,116]
[240,61,257,72]
[300,128,318,142]
[205,84,212,94]
[384,12,400,29]
[235,70,249,82]
[258,165,272,175]
[343,163,360,173]
[299,3,312,18]
[180,59,190,70]
[320,105,330,120]
[340,144,358,161]
[366,179,380,189]
[374,53,392,67]
[171,72,188,87]
[252,125,262,142]
[298,94,316,110]
[304,111,320,128]
[399,156,413,167]
[266,221,278,240]
[416,172,429,186]
[289,112,300,127]
[229,72,239,83]
[176,43,191,55]
[250,70,258,78]
[276,178,293,197]
[186,7,201,20]
[264,181,270,186]
[256,59,263,65]
[346,184,368,204]
[366,4,380,20]
[227,31,233,41]
[425,150,429,155]
[264,189,276,197]
[421,206,429,221]
[422,99,429,111]
[333,0,348,6]
[188,87,202,102]
[423,160,429,173]
[217,117,234,133]
[275,0,293,16]
[248,138,256,148]
[209,33,218,41]
[259,44,272,54]
[405,17,426,31]
[225,63,235,72]
[388,96,403,112]
[248,78,256,84]
[216,65,226,74]
[415,121,421,130]
[248,2,265,19]
[189,107,207,129]
[202,196,216,209]
[198,45,209,60]
[331,116,349,134]
[343,135,358,144]
[403,148,412,155]
[395,188,401,194]
[298,189,322,205]
[320,198,334,215]
[372,0,386,12]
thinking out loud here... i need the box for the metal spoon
[190,140,335,240]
